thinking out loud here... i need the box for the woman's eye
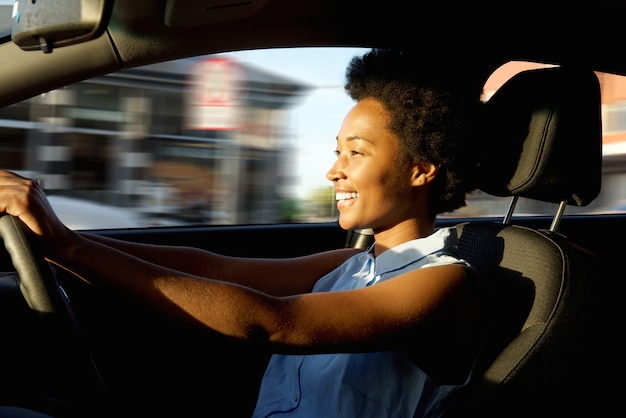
[334,149,363,158]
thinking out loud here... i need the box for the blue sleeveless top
[252,227,474,418]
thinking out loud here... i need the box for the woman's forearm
[80,232,216,277]
[53,233,284,343]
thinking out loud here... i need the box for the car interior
[0,0,611,416]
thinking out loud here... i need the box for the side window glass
[0,47,367,229]
[2,55,624,230]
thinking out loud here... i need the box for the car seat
[445,66,600,417]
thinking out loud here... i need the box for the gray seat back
[447,66,601,417]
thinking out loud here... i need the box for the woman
[0,48,486,417]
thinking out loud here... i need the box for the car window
[0,49,624,229]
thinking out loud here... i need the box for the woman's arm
[56,234,481,358]
[0,169,483,370]
[81,232,360,295]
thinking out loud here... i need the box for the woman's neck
[372,217,436,256]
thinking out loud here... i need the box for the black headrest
[479,66,602,206]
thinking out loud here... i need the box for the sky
[226,47,369,198]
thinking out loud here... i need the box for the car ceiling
[1,0,626,108]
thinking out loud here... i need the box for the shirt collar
[369,227,458,275]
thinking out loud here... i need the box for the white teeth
[336,192,359,201]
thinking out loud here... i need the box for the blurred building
[0,55,311,224]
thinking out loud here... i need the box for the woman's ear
[411,162,438,186]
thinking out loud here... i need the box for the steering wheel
[0,213,68,314]
[0,213,108,413]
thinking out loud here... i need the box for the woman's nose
[326,158,346,182]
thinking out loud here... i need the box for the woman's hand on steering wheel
[0,169,73,256]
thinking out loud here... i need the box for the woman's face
[326,98,423,232]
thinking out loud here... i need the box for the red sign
[185,57,244,130]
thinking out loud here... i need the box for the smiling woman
[0,0,618,417]
[0,47,489,418]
